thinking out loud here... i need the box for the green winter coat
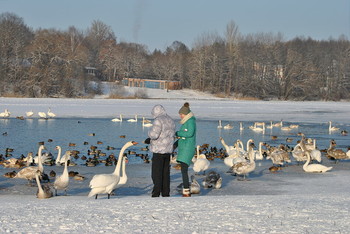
[175,113,196,166]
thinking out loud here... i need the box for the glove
[144,138,151,144]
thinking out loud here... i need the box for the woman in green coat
[174,102,196,197]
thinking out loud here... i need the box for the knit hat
[178,102,191,115]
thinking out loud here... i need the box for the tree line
[1,12,349,100]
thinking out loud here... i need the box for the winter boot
[182,188,191,197]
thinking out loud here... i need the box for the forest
[1,12,349,100]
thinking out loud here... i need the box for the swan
[53,153,69,196]
[15,145,46,184]
[272,120,283,127]
[239,122,244,131]
[38,111,47,119]
[0,109,10,118]
[116,156,128,188]
[190,175,201,194]
[266,144,291,166]
[202,170,222,189]
[326,140,348,161]
[223,123,233,129]
[111,114,123,122]
[266,121,273,129]
[232,142,256,180]
[127,115,138,122]
[25,110,34,118]
[47,108,56,118]
[329,121,339,132]
[88,141,138,199]
[251,122,265,132]
[142,117,153,127]
[55,146,71,165]
[193,145,210,175]
[217,120,223,129]
[253,141,264,160]
[291,143,307,163]
[176,175,201,194]
[303,151,332,173]
[309,139,322,162]
[35,170,53,199]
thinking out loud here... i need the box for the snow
[1,87,350,233]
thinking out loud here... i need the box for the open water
[0,118,349,164]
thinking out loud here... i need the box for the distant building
[122,78,182,90]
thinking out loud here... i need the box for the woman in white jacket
[145,105,175,197]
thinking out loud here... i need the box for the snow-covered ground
[1,87,350,233]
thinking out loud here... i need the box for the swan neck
[35,174,43,193]
[38,147,43,172]
[56,147,61,164]
[114,143,131,175]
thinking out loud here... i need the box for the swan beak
[131,141,138,145]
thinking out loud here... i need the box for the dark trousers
[180,162,190,189]
[151,153,171,197]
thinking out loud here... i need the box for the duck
[217,120,223,129]
[49,170,56,177]
[269,165,282,173]
[127,115,138,122]
[232,142,256,180]
[74,174,86,181]
[202,170,222,189]
[193,145,210,175]
[88,141,138,199]
[111,114,123,122]
[53,154,70,196]
[3,171,17,178]
[341,130,348,136]
[35,170,53,199]
[303,151,332,173]
[25,110,34,118]
[142,117,153,127]
[14,145,46,185]
[47,108,56,118]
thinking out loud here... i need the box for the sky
[1,0,349,52]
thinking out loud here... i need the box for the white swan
[239,122,244,131]
[142,117,152,127]
[88,141,138,199]
[15,145,45,184]
[232,142,256,180]
[55,146,71,165]
[0,109,10,118]
[47,108,56,118]
[127,115,138,122]
[223,123,233,129]
[25,110,34,118]
[193,145,210,175]
[266,121,273,129]
[217,120,223,129]
[38,111,47,119]
[309,139,322,162]
[111,114,123,122]
[35,170,53,199]
[329,121,340,132]
[253,141,264,160]
[116,156,128,188]
[251,122,265,132]
[303,151,332,173]
[54,153,69,195]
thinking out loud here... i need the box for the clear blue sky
[1,0,349,52]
